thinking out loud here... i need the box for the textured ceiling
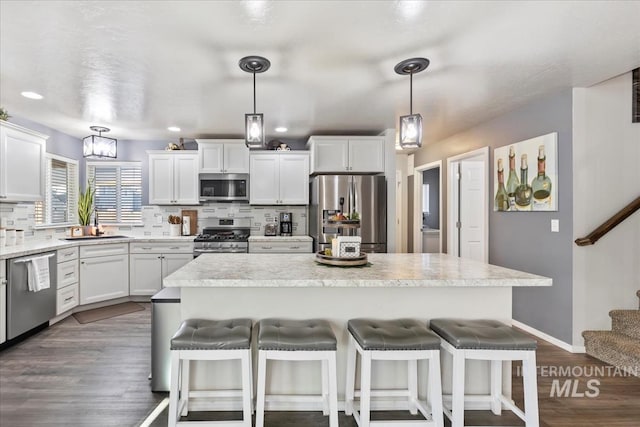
[1,1,639,145]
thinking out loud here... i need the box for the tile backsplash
[0,202,308,242]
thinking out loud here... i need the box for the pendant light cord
[409,71,413,115]
[253,72,257,114]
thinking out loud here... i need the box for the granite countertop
[248,235,313,242]
[0,235,194,260]
[163,253,552,288]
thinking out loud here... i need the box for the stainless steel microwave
[199,174,249,202]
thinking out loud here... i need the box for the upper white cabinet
[148,151,199,205]
[0,121,47,202]
[307,136,385,174]
[196,139,249,174]
[250,152,309,205]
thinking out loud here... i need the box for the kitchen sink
[61,235,130,240]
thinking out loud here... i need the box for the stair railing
[575,196,640,246]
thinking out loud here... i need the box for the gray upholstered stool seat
[170,318,252,350]
[257,318,337,351]
[348,318,441,351]
[168,318,254,427]
[430,318,539,427]
[429,318,536,350]
[345,318,444,427]
[255,318,339,427]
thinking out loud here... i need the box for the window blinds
[87,162,142,223]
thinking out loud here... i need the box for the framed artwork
[493,132,558,212]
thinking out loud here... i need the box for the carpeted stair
[582,290,640,377]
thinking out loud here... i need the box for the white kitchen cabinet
[248,241,313,253]
[196,139,249,174]
[307,136,385,174]
[0,261,6,344]
[249,152,309,205]
[79,243,129,305]
[129,242,193,295]
[57,247,79,315]
[0,121,47,202]
[148,151,199,205]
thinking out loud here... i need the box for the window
[87,161,142,224]
[35,154,78,226]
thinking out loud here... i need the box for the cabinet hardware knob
[64,272,74,277]
[64,296,74,302]
[261,246,272,249]
[290,246,300,249]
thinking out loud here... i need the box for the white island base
[165,253,551,412]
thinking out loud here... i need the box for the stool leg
[322,359,329,416]
[490,360,502,415]
[523,352,540,427]
[168,351,180,427]
[428,351,444,427]
[240,349,253,427]
[180,358,190,416]
[360,352,372,427]
[256,351,267,427]
[408,359,418,414]
[328,352,339,427]
[451,349,465,427]
[344,334,357,417]
[249,352,255,414]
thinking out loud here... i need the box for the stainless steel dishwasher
[7,251,57,340]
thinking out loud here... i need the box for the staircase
[582,290,640,377]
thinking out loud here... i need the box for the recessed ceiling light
[167,126,181,132]
[274,126,288,133]
[21,91,43,100]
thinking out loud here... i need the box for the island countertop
[163,252,551,288]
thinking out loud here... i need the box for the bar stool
[345,318,444,427]
[429,318,539,427]
[168,318,253,427]
[255,318,339,427]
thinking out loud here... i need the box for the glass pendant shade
[83,127,117,158]
[399,113,423,149]
[245,113,264,148]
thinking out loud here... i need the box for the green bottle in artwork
[531,145,552,210]
[515,154,532,211]
[494,158,509,211]
[506,146,519,210]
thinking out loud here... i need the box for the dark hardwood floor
[1,305,639,426]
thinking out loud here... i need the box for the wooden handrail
[575,196,640,246]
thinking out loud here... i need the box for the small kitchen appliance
[264,222,278,236]
[279,212,292,236]
[193,218,251,257]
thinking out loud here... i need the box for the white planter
[169,224,182,237]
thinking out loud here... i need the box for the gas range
[193,218,251,256]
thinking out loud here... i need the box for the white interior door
[447,147,489,262]
[459,159,486,262]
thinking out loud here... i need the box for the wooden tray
[315,251,368,267]
[181,209,198,236]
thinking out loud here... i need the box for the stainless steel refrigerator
[310,175,386,253]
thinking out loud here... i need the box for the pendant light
[83,126,117,158]
[395,58,429,149]
[239,55,270,148]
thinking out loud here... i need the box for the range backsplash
[0,202,308,242]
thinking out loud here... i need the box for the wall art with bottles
[494,132,558,212]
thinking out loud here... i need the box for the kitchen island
[163,253,551,411]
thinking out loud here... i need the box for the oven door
[199,174,249,202]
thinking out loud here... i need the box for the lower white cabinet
[248,240,313,253]
[79,243,129,305]
[129,242,193,295]
[56,247,79,315]
[1,261,6,344]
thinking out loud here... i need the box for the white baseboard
[512,320,585,353]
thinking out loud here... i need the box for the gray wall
[413,89,574,344]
